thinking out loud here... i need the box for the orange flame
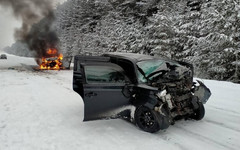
[47,48,58,55]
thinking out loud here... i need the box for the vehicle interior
[110,58,138,84]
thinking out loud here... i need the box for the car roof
[104,52,155,63]
[103,52,175,63]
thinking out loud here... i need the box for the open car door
[73,56,131,121]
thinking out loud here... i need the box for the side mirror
[122,81,133,98]
[125,80,131,85]
[124,76,132,85]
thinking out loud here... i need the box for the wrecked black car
[73,52,211,133]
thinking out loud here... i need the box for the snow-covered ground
[0,54,240,150]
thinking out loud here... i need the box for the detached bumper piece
[194,80,211,104]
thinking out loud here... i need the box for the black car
[73,52,211,133]
[0,54,7,59]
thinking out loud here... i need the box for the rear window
[85,65,126,83]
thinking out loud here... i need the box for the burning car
[73,52,211,133]
[39,48,63,70]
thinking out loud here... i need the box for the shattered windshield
[137,59,165,83]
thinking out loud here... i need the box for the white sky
[0,0,66,50]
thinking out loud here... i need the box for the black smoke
[25,12,59,58]
[0,0,59,58]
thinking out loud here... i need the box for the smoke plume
[0,0,59,58]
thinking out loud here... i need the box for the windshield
[137,59,165,83]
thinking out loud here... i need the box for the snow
[1,54,240,150]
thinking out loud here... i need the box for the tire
[134,106,169,133]
[191,102,205,120]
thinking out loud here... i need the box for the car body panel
[73,56,131,121]
[194,80,211,104]
[83,84,131,121]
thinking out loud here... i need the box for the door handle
[85,92,97,98]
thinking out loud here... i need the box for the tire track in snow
[174,124,237,150]
[204,119,240,133]
[157,133,190,150]
[44,71,74,93]
[208,105,240,116]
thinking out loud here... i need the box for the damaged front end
[140,60,211,121]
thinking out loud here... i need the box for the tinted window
[85,65,126,83]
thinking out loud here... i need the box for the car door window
[85,65,126,83]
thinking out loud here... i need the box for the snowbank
[0,54,240,150]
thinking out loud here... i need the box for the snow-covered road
[0,54,240,150]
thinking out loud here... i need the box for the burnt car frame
[73,52,211,133]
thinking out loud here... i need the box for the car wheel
[191,102,205,120]
[134,106,169,133]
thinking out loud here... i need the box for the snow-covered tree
[184,0,240,81]
[5,0,240,82]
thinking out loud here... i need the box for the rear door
[73,56,131,121]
